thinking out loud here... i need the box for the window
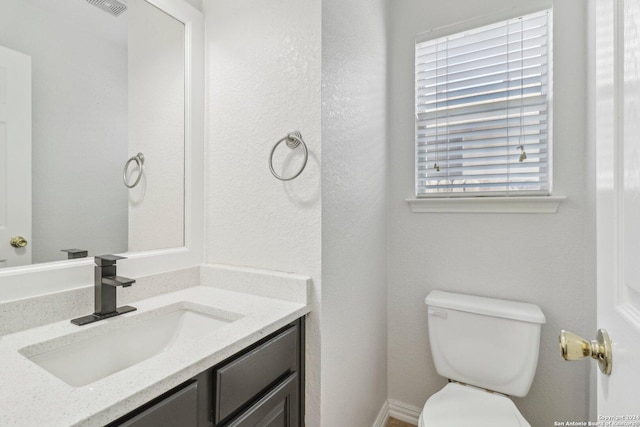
[415,10,551,197]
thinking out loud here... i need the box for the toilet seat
[419,383,530,427]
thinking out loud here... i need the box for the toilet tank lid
[425,290,546,324]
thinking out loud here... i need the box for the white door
[594,0,640,416]
[0,45,31,268]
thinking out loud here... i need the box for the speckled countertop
[0,285,310,426]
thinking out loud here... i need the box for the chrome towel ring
[269,131,308,181]
[123,152,145,188]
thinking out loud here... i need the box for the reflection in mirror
[0,0,185,269]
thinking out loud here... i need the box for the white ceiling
[24,0,129,47]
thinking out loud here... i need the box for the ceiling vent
[85,0,128,17]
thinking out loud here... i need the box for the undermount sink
[20,303,242,387]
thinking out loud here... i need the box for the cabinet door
[215,326,297,423]
[226,373,298,427]
[116,381,198,427]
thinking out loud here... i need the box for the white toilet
[420,290,546,427]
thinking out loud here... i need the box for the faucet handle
[95,254,127,267]
[61,248,88,259]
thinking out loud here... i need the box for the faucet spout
[102,275,136,288]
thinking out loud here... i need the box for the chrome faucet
[71,255,137,326]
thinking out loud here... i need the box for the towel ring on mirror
[123,152,145,188]
[269,131,308,181]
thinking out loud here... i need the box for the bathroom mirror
[0,0,187,268]
[0,0,204,300]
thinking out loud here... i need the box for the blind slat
[417,181,548,190]
[417,75,546,105]
[418,169,549,178]
[417,26,548,65]
[417,44,548,78]
[417,94,547,121]
[418,104,547,128]
[417,12,548,54]
[418,129,548,149]
[420,113,547,133]
[418,132,547,149]
[417,68,546,96]
[420,85,544,112]
[417,151,549,164]
[416,54,547,84]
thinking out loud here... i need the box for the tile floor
[385,417,416,427]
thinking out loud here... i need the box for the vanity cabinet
[108,318,304,427]
[225,372,298,427]
[214,325,299,425]
[112,379,202,427]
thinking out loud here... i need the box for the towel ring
[269,131,308,181]
[123,152,145,188]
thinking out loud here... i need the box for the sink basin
[20,303,242,387]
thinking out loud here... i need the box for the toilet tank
[425,290,546,397]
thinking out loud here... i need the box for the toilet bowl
[421,291,545,426]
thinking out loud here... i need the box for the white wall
[0,0,128,263]
[387,0,593,425]
[183,0,203,12]
[205,1,389,425]
[127,0,185,252]
[206,0,592,424]
[204,0,323,424]
[321,0,388,426]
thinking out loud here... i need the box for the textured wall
[387,0,594,425]
[321,0,388,426]
[203,0,322,425]
[0,0,128,263]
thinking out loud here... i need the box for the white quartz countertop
[0,285,310,426]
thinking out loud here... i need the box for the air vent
[85,0,128,17]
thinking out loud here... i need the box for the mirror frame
[0,0,204,302]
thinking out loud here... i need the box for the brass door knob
[559,329,612,375]
[10,236,28,248]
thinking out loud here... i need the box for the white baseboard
[371,401,390,427]
[372,399,421,427]
[388,399,421,426]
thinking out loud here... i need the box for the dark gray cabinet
[108,318,304,427]
[117,381,199,427]
[226,373,298,427]
[215,326,298,424]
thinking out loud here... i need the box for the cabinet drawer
[116,381,198,427]
[226,373,298,427]
[215,326,297,423]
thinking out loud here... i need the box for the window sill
[406,196,566,214]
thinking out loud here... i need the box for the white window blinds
[415,10,551,197]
